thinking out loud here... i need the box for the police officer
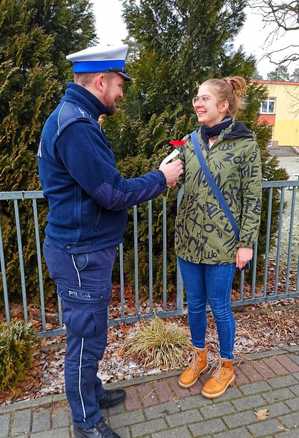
[38,44,183,438]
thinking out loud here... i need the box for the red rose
[169,139,187,148]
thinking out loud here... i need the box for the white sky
[92,0,298,78]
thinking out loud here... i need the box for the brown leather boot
[201,359,235,399]
[178,347,208,388]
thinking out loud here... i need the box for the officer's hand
[159,159,184,188]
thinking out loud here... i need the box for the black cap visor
[117,71,132,81]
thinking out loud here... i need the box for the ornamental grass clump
[0,320,39,391]
[122,317,192,369]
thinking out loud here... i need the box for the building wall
[257,81,299,148]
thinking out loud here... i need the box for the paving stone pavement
[1,348,299,438]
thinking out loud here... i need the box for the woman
[175,76,262,399]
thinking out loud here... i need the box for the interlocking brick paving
[1,350,299,437]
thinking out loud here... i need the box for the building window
[260,98,276,114]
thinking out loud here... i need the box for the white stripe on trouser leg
[72,255,81,288]
[79,337,86,421]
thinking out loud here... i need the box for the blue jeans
[178,258,236,359]
[43,238,116,429]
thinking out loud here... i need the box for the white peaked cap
[66,44,131,80]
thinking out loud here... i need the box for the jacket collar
[198,120,254,149]
[61,82,110,120]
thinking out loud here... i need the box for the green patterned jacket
[175,121,262,264]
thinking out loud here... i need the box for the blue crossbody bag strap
[190,131,240,241]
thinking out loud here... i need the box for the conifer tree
[0,0,96,305]
[267,65,290,81]
[107,0,256,158]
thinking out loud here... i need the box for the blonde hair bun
[225,76,247,97]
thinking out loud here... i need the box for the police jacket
[175,121,262,264]
[38,83,166,253]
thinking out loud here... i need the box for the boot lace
[210,358,234,382]
[210,361,221,378]
[209,360,229,382]
[189,349,204,371]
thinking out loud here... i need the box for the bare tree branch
[250,0,299,30]
[249,0,299,66]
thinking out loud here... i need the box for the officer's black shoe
[74,419,120,438]
[98,388,126,409]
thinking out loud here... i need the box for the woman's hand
[236,247,253,270]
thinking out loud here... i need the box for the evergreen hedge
[0,321,39,391]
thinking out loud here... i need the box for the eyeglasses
[192,95,211,105]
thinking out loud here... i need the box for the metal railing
[0,180,298,336]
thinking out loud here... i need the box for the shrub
[121,316,192,369]
[0,320,39,391]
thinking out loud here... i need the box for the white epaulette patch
[37,140,42,158]
[79,107,86,117]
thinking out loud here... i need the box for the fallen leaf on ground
[255,408,269,420]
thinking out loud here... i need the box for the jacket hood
[223,121,254,141]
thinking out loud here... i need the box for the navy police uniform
[38,45,167,433]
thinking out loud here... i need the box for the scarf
[201,117,233,146]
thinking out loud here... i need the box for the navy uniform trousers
[43,238,116,429]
